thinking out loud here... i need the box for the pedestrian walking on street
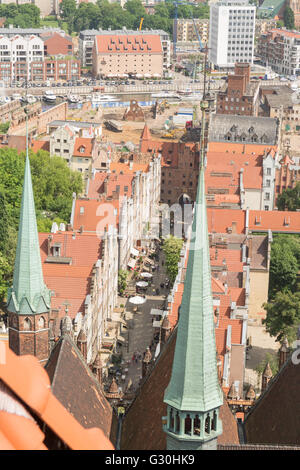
[132,354,135,363]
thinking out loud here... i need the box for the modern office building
[209,0,256,68]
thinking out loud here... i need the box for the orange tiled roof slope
[95,34,162,54]
[207,209,300,234]
[73,198,120,232]
[39,231,102,334]
[45,334,118,445]
[0,342,114,450]
[73,137,93,157]
[244,357,300,446]
[31,140,50,153]
[120,329,239,449]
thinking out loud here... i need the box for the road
[3,79,223,99]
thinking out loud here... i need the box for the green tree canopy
[0,148,83,304]
[276,182,300,211]
[0,3,41,28]
[284,6,295,30]
[263,290,300,344]
[162,236,183,283]
[269,241,298,298]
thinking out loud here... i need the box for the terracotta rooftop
[73,137,93,158]
[95,34,162,54]
[207,209,300,234]
[38,231,102,333]
[73,198,120,232]
[31,140,50,153]
[0,342,114,450]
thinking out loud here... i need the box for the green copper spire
[7,112,51,315]
[164,166,223,412]
[163,99,223,449]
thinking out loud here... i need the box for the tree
[263,290,300,344]
[269,241,298,298]
[284,6,295,30]
[118,270,128,295]
[60,0,76,19]
[276,182,300,211]
[162,236,183,283]
[255,352,279,378]
[0,148,83,303]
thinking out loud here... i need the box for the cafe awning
[128,258,136,269]
[150,308,163,316]
[130,247,139,257]
[152,320,161,328]
[144,257,154,265]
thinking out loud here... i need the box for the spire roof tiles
[164,166,223,412]
[7,156,51,315]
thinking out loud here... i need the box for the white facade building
[209,0,256,68]
[0,34,44,83]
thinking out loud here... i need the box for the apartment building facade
[0,33,80,83]
[79,28,171,69]
[209,0,256,68]
[173,18,209,45]
[257,28,300,76]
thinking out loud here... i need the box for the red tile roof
[31,140,50,153]
[73,137,93,158]
[0,342,114,450]
[73,198,120,233]
[95,34,162,54]
[39,232,102,321]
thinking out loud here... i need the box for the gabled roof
[73,137,93,158]
[45,334,117,443]
[0,342,114,450]
[121,329,239,449]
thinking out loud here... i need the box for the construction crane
[139,18,144,31]
[173,1,205,60]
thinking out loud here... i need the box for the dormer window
[52,243,61,257]
[80,146,85,153]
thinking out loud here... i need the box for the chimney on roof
[232,221,237,234]
[47,234,53,256]
[79,226,84,234]
[279,337,289,369]
[224,282,228,295]
[261,362,273,393]
[129,161,133,170]
[66,223,72,231]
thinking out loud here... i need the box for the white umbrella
[153,73,161,78]
[136,74,143,79]
[144,73,151,78]
[136,281,148,288]
[140,272,152,279]
[129,296,147,305]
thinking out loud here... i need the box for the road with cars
[3,75,224,99]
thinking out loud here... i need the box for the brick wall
[37,102,68,135]
[9,313,50,362]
